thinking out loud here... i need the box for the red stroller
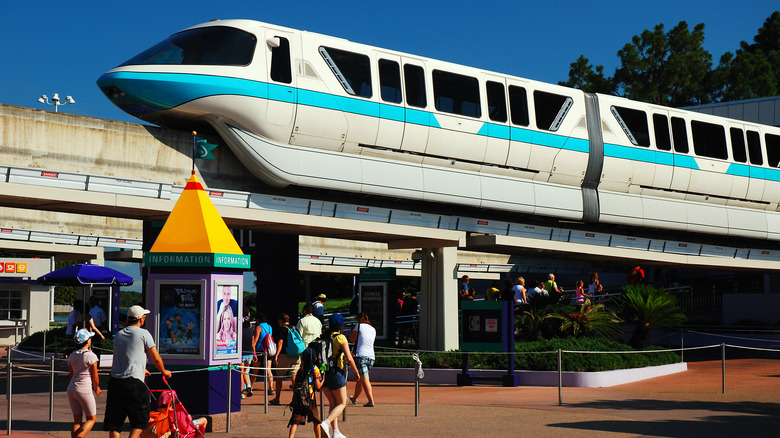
[144,378,206,438]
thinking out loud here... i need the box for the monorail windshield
[121,26,257,66]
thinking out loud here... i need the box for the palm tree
[547,303,622,339]
[515,308,546,341]
[615,284,687,349]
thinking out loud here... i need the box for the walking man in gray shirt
[103,305,171,438]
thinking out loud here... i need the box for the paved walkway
[2,357,779,437]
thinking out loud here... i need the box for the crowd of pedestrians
[465,271,618,310]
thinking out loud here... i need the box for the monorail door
[264,30,299,142]
[375,53,404,151]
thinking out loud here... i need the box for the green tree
[547,303,622,339]
[715,11,780,101]
[52,260,77,305]
[614,284,686,350]
[558,55,616,94]
[613,21,715,106]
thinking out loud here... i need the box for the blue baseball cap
[74,328,95,344]
[329,313,345,329]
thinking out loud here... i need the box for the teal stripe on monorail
[727,164,780,182]
[727,163,751,177]
[380,104,405,122]
[604,143,700,170]
[268,83,296,103]
[511,126,569,149]
[759,167,780,182]
[487,124,510,140]
[99,71,268,108]
[405,107,439,128]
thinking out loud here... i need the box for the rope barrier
[725,343,780,352]
[687,330,780,344]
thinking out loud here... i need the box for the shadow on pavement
[555,398,780,437]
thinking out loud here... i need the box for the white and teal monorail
[97,19,780,240]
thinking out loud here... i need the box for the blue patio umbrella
[37,263,134,286]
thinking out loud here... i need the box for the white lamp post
[37,93,76,112]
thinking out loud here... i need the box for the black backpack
[307,333,333,370]
[287,348,319,420]
[289,368,312,413]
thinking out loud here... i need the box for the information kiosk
[143,172,251,414]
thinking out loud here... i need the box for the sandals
[349,396,357,405]
[269,399,280,405]
[364,402,375,407]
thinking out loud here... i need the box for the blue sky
[4,2,777,291]
[4,2,776,123]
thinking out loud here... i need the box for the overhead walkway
[2,164,779,271]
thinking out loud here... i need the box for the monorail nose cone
[96,72,162,119]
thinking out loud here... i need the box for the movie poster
[158,282,202,356]
[214,283,239,359]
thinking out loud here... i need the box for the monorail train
[97,19,780,240]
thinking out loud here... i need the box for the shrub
[17,326,72,355]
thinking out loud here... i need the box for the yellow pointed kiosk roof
[145,172,250,269]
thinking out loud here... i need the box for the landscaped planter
[365,362,687,388]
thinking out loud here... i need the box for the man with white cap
[312,294,327,322]
[103,305,172,438]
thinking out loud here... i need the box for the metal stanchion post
[721,343,726,394]
[226,363,232,433]
[319,382,325,422]
[7,363,12,435]
[49,356,55,421]
[557,349,563,406]
[414,364,420,417]
[680,329,684,362]
[263,352,268,414]
[43,330,47,363]
[6,347,10,402]
[342,366,347,422]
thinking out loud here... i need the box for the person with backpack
[252,314,275,396]
[319,313,359,438]
[270,313,301,405]
[287,348,324,438]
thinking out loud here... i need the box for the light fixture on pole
[37,93,76,112]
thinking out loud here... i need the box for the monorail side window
[671,117,689,153]
[611,106,649,147]
[270,36,292,84]
[319,47,372,98]
[508,86,529,126]
[535,91,572,132]
[747,131,763,165]
[691,121,727,160]
[404,64,426,108]
[432,70,481,118]
[730,128,747,163]
[379,59,402,104]
[652,114,671,151]
[486,81,507,123]
[766,134,780,167]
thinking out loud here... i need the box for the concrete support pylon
[418,246,459,351]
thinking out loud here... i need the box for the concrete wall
[0,103,261,237]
